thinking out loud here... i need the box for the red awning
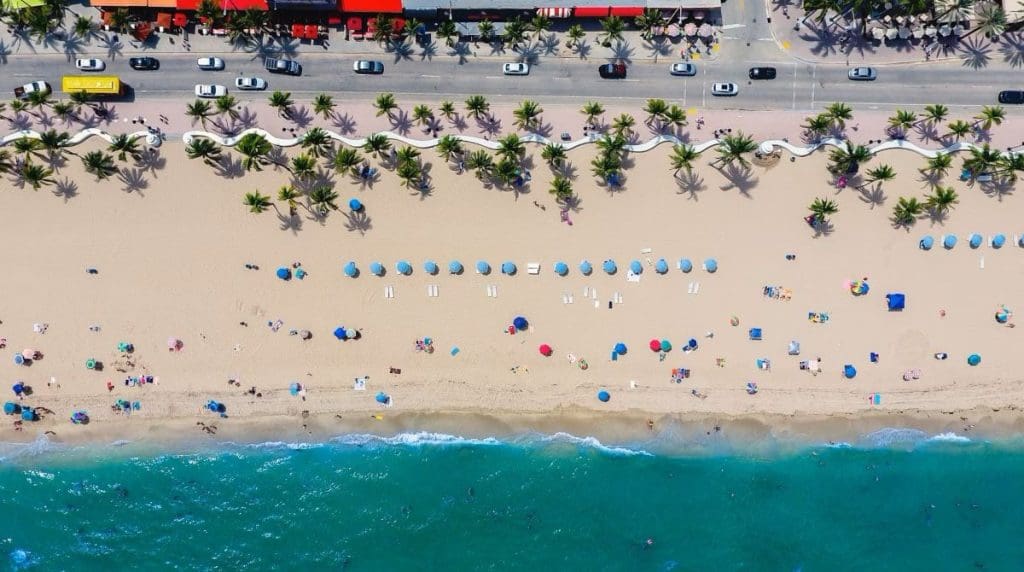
[156,12,172,28]
[291,23,304,38]
[221,0,267,9]
[304,25,319,39]
[175,0,198,9]
[327,15,341,25]
[573,6,609,17]
[173,12,187,26]
[537,7,571,18]
[340,0,400,13]
[347,16,361,32]
[609,6,643,16]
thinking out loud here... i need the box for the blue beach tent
[992,234,1006,249]
[276,267,291,280]
[424,260,438,275]
[614,343,627,355]
[886,293,905,311]
[597,390,611,402]
[501,261,517,275]
[969,233,983,249]
[513,316,529,331]
[943,234,957,249]
[348,198,363,211]
[704,258,718,273]
[603,260,617,274]
[629,260,643,274]
[396,260,413,275]
[749,328,763,341]
[843,364,857,379]
[476,261,491,274]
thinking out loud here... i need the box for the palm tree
[371,14,395,45]
[13,137,43,160]
[308,185,339,215]
[477,19,495,43]
[920,153,952,178]
[290,153,316,180]
[186,100,215,128]
[51,101,76,124]
[277,185,301,214]
[395,146,420,167]
[373,92,398,119]
[925,185,959,215]
[362,133,391,158]
[581,101,605,126]
[412,104,433,129]
[19,160,55,190]
[108,133,140,162]
[236,132,273,172]
[8,99,29,118]
[313,93,335,120]
[26,90,52,118]
[493,158,520,186]
[464,95,490,120]
[598,15,625,45]
[827,140,871,174]
[465,150,494,179]
[887,109,917,136]
[970,3,1006,38]
[590,153,622,184]
[496,134,525,161]
[300,127,332,159]
[402,17,422,39]
[106,8,130,34]
[663,105,687,129]
[268,91,294,119]
[332,147,363,174]
[892,196,924,227]
[935,0,974,23]
[612,113,636,137]
[541,143,567,168]
[803,0,841,23]
[802,114,831,141]
[808,197,839,224]
[436,19,458,47]
[529,13,551,37]
[38,129,70,159]
[72,15,96,40]
[566,24,586,48]
[596,134,628,161]
[0,150,13,176]
[713,132,758,168]
[438,100,456,121]
[68,91,94,112]
[643,98,669,126]
[963,144,1002,175]
[396,160,421,188]
[919,104,949,125]
[549,176,574,202]
[186,138,222,166]
[825,102,854,129]
[634,8,665,40]
[195,0,221,28]
[502,17,527,49]
[997,153,1024,181]
[81,150,118,180]
[974,105,1005,131]
[437,135,464,163]
[243,191,272,214]
[863,164,896,188]
[945,119,972,140]
[670,144,701,176]
[214,95,239,119]
[513,100,543,131]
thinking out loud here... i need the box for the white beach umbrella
[872,27,886,40]
[925,26,937,37]
[913,27,924,39]
[886,27,899,40]
[939,24,951,36]
[898,26,911,40]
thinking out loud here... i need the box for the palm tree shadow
[675,170,706,200]
[351,169,379,189]
[917,171,942,188]
[563,194,584,213]
[277,211,303,234]
[980,177,1015,201]
[419,40,437,60]
[914,122,940,142]
[389,109,412,135]
[52,176,78,202]
[574,40,591,60]
[215,154,246,179]
[237,106,259,130]
[718,163,757,197]
[62,36,85,61]
[811,219,835,237]
[98,35,123,60]
[517,43,541,65]
[958,36,992,69]
[343,210,372,234]
[558,161,578,180]
[998,33,1024,68]
[539,33,560,55]
[449,42,473,64]
[386,40,414,62]
[644,38,672,61]
[119,167,148,194]
[0,39,14,63]
[135,149,166,175]
[529,120,553,138]
[8,113,32,131]
[487,40,506,57]
[926,208,950,225]
[478,116,502,137]
[288,105,313,129]
[44,151,67,172]
[799,24,839,58]
[609,40,633,64]
[211,116,243,136]
[857,184,887,208]
[10,30,36,54]
[449,114,468,132]
[332,112,357,135]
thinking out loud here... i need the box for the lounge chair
[527,263,540,275]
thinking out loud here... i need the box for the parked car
[13,81,50,100]
[352,60,384,74]
[502,62,530,76]
[598,63,627,79]
[266,58,302,76]
[711,82,739,96]
[197,57,225,71]
[848,67,877,81]
[669,63,697,76]
[997,90,1023,104]
[194,84,227,98]
[748,67,777,80]
[235,77,267,91]
[129,57,159,70]
[75,58,105,71]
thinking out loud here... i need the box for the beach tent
[424,260,439,275]
[276,267,291,280]
[375,391,390,404]
[348,198,363,211]
[967,353,981,366]
[969,233,983,249]
[687,339,698,351]
[603,260,617,274]
[554,262,569,276]
[449,260,464,274]
[70,410,88,424]
[886,293,905,311]
[206,400,226,413]
[11,382,24,396]
[513,316,528,331]
[704,259,718,273]
[749,328,763,341]
[396,260,413,275]
[843,364,857,379]
[679,259,693,273]
[614,342,627,355]
[919,235,934,250]
[630,260,643,274]
[995,308,1010,323]
[992,234,1006,249]
[655,259,668,274]
[597,390,610,402]
[539,344,553,356]
[333,327,347,340]
[579,260,593,275]
[343,261,358,278]
[370,262,385,276]
[476,261,491,274]
[501,261,517,275]
[943,234,957,249]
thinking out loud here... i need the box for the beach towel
[353,377,366,391]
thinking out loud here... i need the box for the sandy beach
[1,109,1022,444]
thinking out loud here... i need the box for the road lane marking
[420,74,440,78]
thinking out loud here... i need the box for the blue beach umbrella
[343,261,358,278]
[704,259,718,273]
[12,382,24,396]
[375,391,389,404]
[969,233,983,249]
[655,259,668,274]
[992,234,1006,249]
[476,261,491,275]
[501,261,517,275]
[449,260,463,274]
[424,260,439,275]
[396,260,413,275]
[597,390,611,402]
[843,364,857,379]
[1019,235,1024,248]
[289,382,301,396]
[603,260,617,274]
[629,260,643,274]
[21,408,35,421]
[919,235,934,250]
[370,262,384,276]
[943,234,957,249]
[579,260,593,275]
[348,198,363,212]
[614,342,627,355]
[688,338,698,350]
[276,267,291,280]
[554,262,569,276]
[513,316,528,330]
[967,353,981,366]
[13,354,24,366]
[3,402,17,415]
[333,327,346,340]
[660,339,672,352]
[679,259,693,273]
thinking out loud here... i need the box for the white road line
[420,74,440,78]
[483,76,502,79]
[791,64,798,110]
[810,65,817,108]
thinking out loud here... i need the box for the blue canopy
[501,261,517,275]
[614,342,627,355]
[21,408,34,421]
[513,316,528,330]
[749,328,762,340]
[843,365,857,379]
[629,260,643,274]
[886,292,905,311]
[276,267,291,280]
[579,260,593,275]
[992,234,1006,249]
[603,260,617,274]
[370,262,384,276]
[554,262,569,276]
[943,234,957,249]
[969,233,982,249]
[449,260,463,274]
[679,259,693,273]
[967,353,981,366]
[688,338,698,349]
[655,259,668,274]
[334,327,346,340]
[919,235,934,250]
[206,400,225,413]
[424,260,438,275]
[12,382,24,394]
[3,402,17,415]
[597,390,610,402]
[343,261,358,278]
[396,260,412,275]
[476,261,491,274]
[348,198,363,211]
[375,391,389,404]
[704,258,718,273]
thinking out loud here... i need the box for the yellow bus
[61,75,123,96]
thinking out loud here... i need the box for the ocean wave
[857,428,974,449]
[927,432,972,444]
[330,431,504,448]
[530,432,654,457]
[0,434,63,462]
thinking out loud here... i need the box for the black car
[997,90,1023,104]
[598,63,627,79]
[748,67,777,80]
[264,58,302,76]
[129,57,159,71]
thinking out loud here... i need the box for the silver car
[502,62,530,76]
[848,67,877,81]
[197,57,225,71]
[711,82,739,96]
[194,84,227,98]
[234,77,267,90]
[669,63,697,76]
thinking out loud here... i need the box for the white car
[197,57,225,71]
[234,77,267,90]
[711,82,739,96]
[669,63,697,76]
[848,67,877,81]
[75,58,105,71]
[502,62,530,76]
[195,84,227,98]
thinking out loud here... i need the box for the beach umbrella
[21,408,35,421]
[289,382,301,396]
[276,267,291,280]
[424,260,439,275]
[843,364,857,379]
[538,344,553,356]
[3,402,17,415]
[396,260,412,275]
[660,339,672,352]
[513,316,528,331]
[630,260,643,274]
[698,23,712,37]
[603,260,617,274]
[967,353,981,366]
[476,260,491,274]
[12,382,24,396]
[679,259,693,273]
[919,235,934,250]
[554,262,569,276]
[299,330,312,340]
[168,338,183,351]
[348,198,363,211]
[206,400,225,413]
[969,233,983,249]
[649,339,662,352]
[333,327,346,340]
[943,234,957,249]
[992,234,1006,249]
[579,260,593,275]
[655,259,668,274]
[886,293,905,311]
[21,349,37,361]
[375,391,389,404]
[597,390,611,402]
[71,410,88,424]
[370,262,384,276]
[704,259,718,273]
[995,309,1010,324]
[448,260,463,274]
[13,354,24,366]
[614,342,627,355]
[688,338,698,350]
[345,328,356,339]
[343,261,358,278]
[851,280,869,296]
[501,261,517,275]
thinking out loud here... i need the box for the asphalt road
[2,52,1017,112]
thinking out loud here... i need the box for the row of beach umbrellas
[919,233,1017,250]
[339,259,719,277]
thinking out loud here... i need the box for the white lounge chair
[527,263,541,275]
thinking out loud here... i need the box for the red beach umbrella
[539,344,553,357]
[649,339,662,352]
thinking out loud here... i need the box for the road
[1,52,1015,112]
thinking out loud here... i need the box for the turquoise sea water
[2,430,1023,571]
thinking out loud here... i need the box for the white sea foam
[861,428,929,448]
[533,432,653,457]
[927,432,972,444]
[330,431,504,448]
[0,435,63,462]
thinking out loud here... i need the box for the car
[265,58,302,76]
[748,67,777,80]
[75,58,105,72]
[129,57,159,71]
[13,81,50,100]
[235,77,267,91]
[352,60,384,74]
[848,67,877,81]
[197,57,225,71]
[502,62,530,76]
[997,90,1023,104]
[711,82,739,96]
[194,84,227,98]
[598,63,627,79]
[670,63,697,76]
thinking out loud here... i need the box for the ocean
[2,429,1023,571]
